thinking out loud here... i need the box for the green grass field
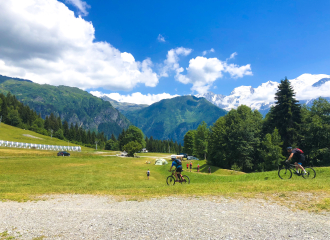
[1,123,330,211]
[0,123,89,149]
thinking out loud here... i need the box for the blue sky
[82,0,330,94]
[1,0,330,104]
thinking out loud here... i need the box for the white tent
[155,158,168,165]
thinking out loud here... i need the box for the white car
[187,156,199,160]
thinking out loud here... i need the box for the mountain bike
[278,161,316,179]
[166,169,190,185]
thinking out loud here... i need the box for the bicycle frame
[171,169,184,181]
[284,162,303,174]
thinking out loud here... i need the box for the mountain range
[101,96,148,114]
[0,74,227,143]
[2,73,330,143]
[123,96,227,143]
[197,74,330,115]
[0,75,130,138]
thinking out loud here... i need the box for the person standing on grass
[190,162,192,172]
[208,166,211,174]
[186,162,189,170]
[197,164,200,172]
[146,169,150,180]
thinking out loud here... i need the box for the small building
[141,148,148,153]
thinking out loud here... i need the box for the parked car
[187,156,199,160]
[178,153,188,158]
[57,151,70,156]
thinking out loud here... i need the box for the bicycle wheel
[166,176,176,185]
[302,167,316,179]
[181,175,190,184]
[278,167,292,179]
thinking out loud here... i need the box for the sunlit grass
[1,148,329,210]
[0,123,92,151]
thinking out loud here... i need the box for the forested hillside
[0,92,107,148]
[185,78,330,172]
[0,75,130,138]
[125,95,227,143]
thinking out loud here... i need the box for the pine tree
[266,78,302,149]
[111,133,117,141]
[63,121,69,138]
[183,130,195,155]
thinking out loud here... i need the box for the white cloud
[157,34,166,42]
[160,49,252,95]
[0,0,159,91]
[176,56,252,94]
[65,0,90,16]
[225,63,253,78]
[160,47,192,77]
[200,74,330,111]
[202,48,215,56]
[90,91,179,105]
[227,52,237,60]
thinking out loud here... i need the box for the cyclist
[169,156,184,182]
[286,147,307,175]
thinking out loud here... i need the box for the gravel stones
[0,195,329,239]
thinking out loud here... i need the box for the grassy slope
[1,124,329,211]
[0,123,91,151]
[125,95,227,142]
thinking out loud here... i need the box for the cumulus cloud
[90,91,179,105]
[65,0,90,16]
[0,0,159,91]
[160,49,252,94]
[157,34,166,42]
[202,48,215,56]
[176,56,252,94]
[160,47,192,77]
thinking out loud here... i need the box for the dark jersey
[292,149,305,162]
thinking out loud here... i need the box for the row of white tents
[0,140,81,152]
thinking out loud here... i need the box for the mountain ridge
[0,75,130,138]
[101,96,148,114]
[124,95,227,143]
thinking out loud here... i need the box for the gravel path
[0,195,329,239]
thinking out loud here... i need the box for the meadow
[1,123,330,212]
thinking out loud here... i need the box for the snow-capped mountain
[197,74,330,114]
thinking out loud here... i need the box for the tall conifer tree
[266,78,301,149]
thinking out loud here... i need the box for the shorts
[190,166,192,169]
[147,173,150,176]
[295,154,305,164]
[176,167,183,172]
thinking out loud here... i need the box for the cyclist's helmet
[287,147,292,150]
